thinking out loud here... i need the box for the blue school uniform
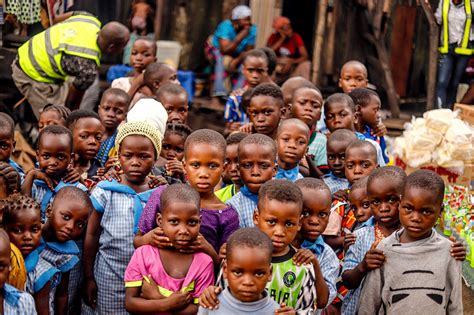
[67,240,83,314]
[341,226,375,315]
[362,126,389,163]
[3,283,37,314]
[25,247,61,314]
[226,186,257,228]
[301,236,339,310]
[323,173,350,195]
[87,180,156,314]
[275,165,304,182]
[32,179,88,223]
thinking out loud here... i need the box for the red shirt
[267,32,305,58]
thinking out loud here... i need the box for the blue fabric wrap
[301,236,326,255]
[239,185,258,203]
[275,165,300,182]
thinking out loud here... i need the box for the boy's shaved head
[160,183,200,212]
[258,179,303,212]
[324,93,355,114]
[238,133,277,158]
[346,140,377,160]
[226,227,273,262]
[0,113,14,138]
[404,170,444,205]
[184,129,226,159]
[368,166,406,193]
[340,60,368,78]
[295,177,330,194]
[278,118,310,136]
[351,175,369,191]
[281,77,314,105]
[328,129,357,145]
[251,83,284,108]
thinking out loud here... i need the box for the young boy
[96,88,130,165]
[295,178,339,309]
[0,113,24,178]
[289,84,328,175]
[324,93,385,167]
[347,176,373,231]
[224,49,269,135]
[245,83,284,140]
[281,76,314,119]
[275,118,310,182]
[323,129,357,195]
[156,83,189,124]
[338,60,368,94]
[350,88,389,163]
[341,166,406,314]
[215,132,248,203]
[226,134,278,228]
[66,110,105,182]
[143,62,180,95]
[203,180,318,313]
[21,125,87,222]
[358,170,462,314]
[198,228,279,314]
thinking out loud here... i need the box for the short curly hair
[404,169,445,206]
[226,227,273,262]
[238,133,277,159]
[184,129,226,160]
[258,179,303,212]
[251,83,284,108]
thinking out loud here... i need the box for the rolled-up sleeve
[60,54,98,90]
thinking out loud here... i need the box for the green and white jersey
[217,247,317,314]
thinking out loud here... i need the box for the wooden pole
[154,0,164,40]
[312,0,328,84]
[420,1,439,111]
[323,0,340,79]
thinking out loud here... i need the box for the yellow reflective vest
[439,0,473,55]
[18,15,102,83]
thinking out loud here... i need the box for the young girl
[38,104,71,133]
[135,129,239,259]
[41,186,91,315]
[82,120,162,314]
[152,123,192,184]
[2,194,61,315]
[0,229,36,313]
[125,184,214,313]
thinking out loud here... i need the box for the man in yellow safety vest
[434,0,474,108]
[11,11,130,118]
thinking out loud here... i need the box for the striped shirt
[3,283,37,314]
[226,191,257,228]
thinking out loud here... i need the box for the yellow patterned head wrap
[115,121,162,158]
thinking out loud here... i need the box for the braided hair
[165,123,193,140]
[41,104,71,122]
[0,162,20,195]
[1,194,40,226]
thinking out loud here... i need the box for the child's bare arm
[449,236,467,261]
[22,170,55,196]
[125,286,192,313]
[133,228,172,249]
[199,286,221,309]
[324,235,344,250]
[342,241,385,290]
[188,234,219,265]
[83,210,102,309]
[55,271,70,315]
[34,282,51,315]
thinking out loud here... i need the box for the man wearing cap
[267,16,310,85]
[11,11,130,118]
[209,5,257,97]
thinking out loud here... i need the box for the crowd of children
[0,56,468,315]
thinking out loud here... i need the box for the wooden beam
[420,0,439,111]
[312,0,328,84]
[154,0,164,40]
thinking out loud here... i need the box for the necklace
[374,223,387,242]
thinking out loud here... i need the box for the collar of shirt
[360,216,376,228]
[275,165,300,182]
[240,185,258,203]
[301,236,326,255]
[3,284,21,307]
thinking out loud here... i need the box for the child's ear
[338,78,343,88]
[272,164,278,177]
[46,205,52,218]
[12,139,16,153]
[355,104,362,113]
[222,260,228,280]
[253,209,259,226]
[35,150,40,162]
[156,213,163,227]
[267,263,273,282]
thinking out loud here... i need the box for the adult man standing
[12,12,130,118]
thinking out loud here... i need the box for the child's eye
[176,148,184,154]
[319,212,328,218]
[255,271,266,277]
[179,108,187,113]
[63,214,71,221]
[188,219,198,226]
[162,144,171,150]
[80,134,88,140]
[264,110,273,115]
[285,222,294,228]
[422,210,433,215]
[260,163,269,169]
[346,163,353,169]
[42,154,50,159]
[32,227,41,233]
[232,270,242,276]
[327,155,334,161]
[242,163,251,169]
[363,202,370,208]
[371,200,380,206]
[388,196,399,203]
[190,162,199,168]
[266,220,276,226]
[0,144,8,150]
[96,135,102,141]
[77,222,85,229]
[169,219,178,225]
[302,211,310,217]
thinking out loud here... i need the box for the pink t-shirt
[124,245,214,305]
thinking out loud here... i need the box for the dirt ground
[463,283,474,314]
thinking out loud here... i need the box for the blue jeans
[212,49,245,96]
[436,43,471,108]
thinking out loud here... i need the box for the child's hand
[141,275,163,300]
[148,175,167,188]
[293,248,316,266]
[165,159,185,179]
[29,170,56,189]
[83,277,98,309]
[275,303,296,314]
[168,292,192,310]
[218,243,227,261]
[333,189,349,202]
[344,233,357,251]
[188,234,215,256]
[361,240,385,272]
[239,122,253,134]
[228,122,242,132]
[449,236,467,261]
[100,167,123,182]
[372,122,387,138]
[144,227,172,248]
[199,286,221,309]
[63,168,83,184]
